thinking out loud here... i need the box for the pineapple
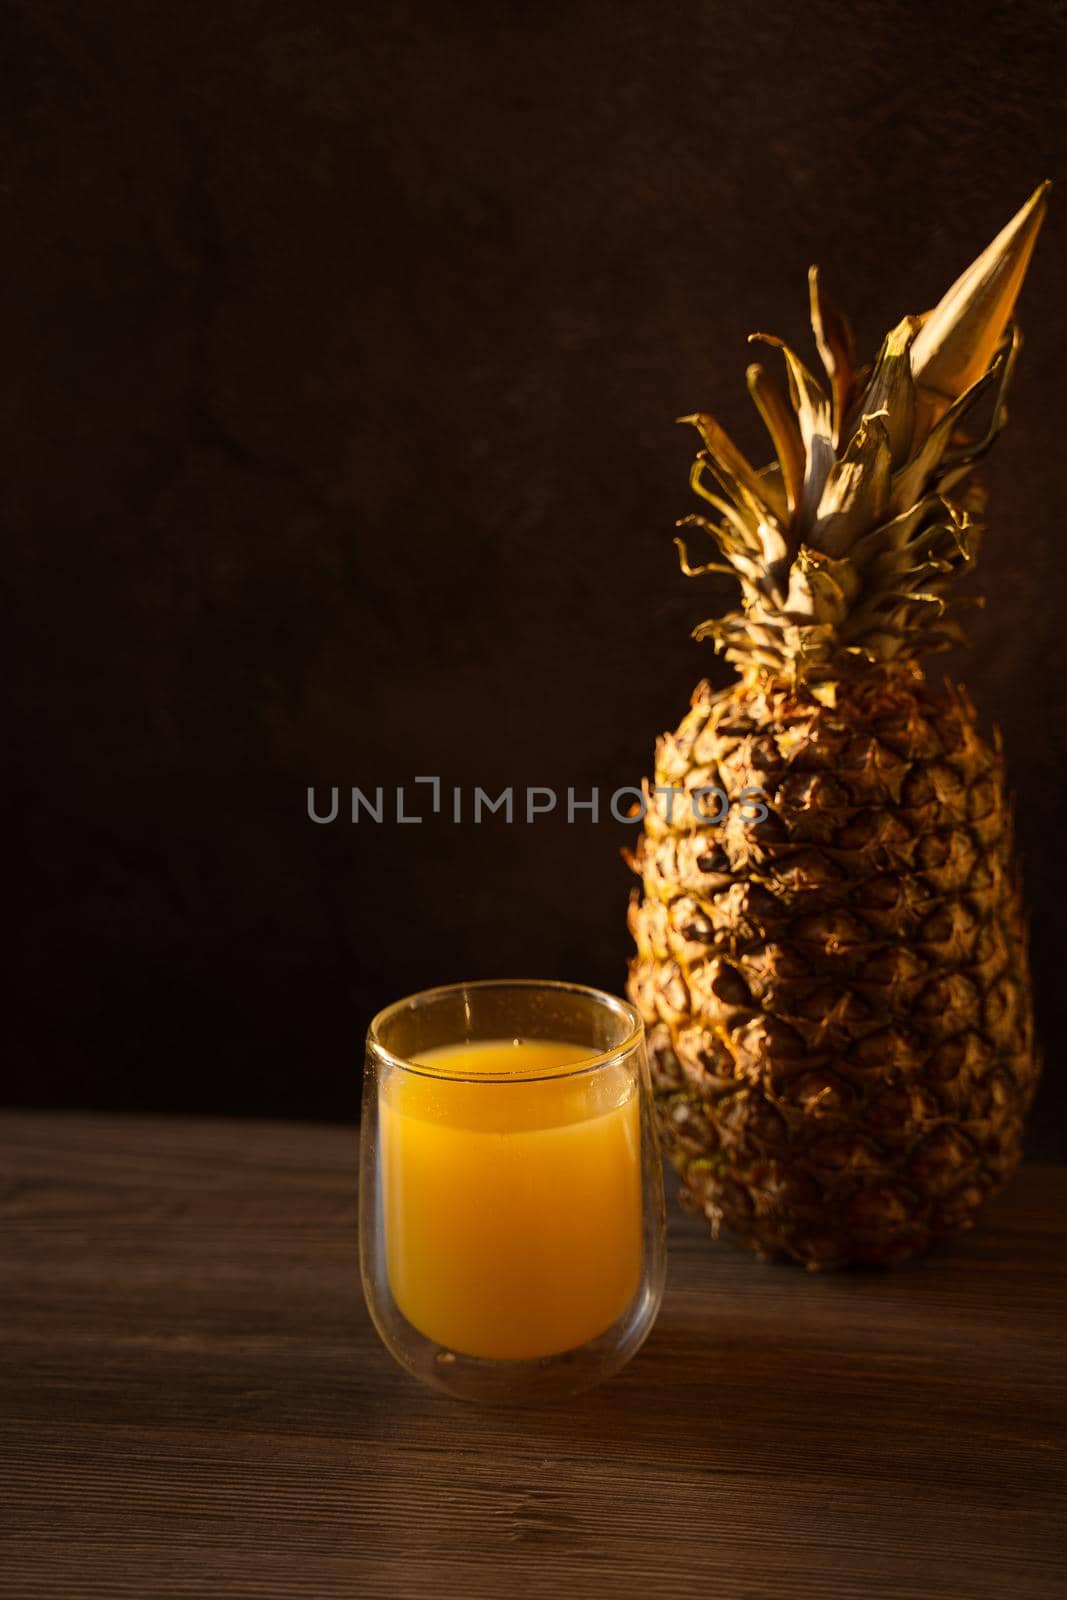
[628,187,1047,1269]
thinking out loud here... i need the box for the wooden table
[3,1112,1065,1599]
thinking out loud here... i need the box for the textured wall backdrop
[8,1,1067,1156]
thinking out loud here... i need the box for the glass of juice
[359,979,666,1402]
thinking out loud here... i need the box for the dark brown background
[7,1,1066,1156]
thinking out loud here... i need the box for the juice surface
[380,1038,642,1360]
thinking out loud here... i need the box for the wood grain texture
[2,1112,1065,1599]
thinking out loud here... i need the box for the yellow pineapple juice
[380,1038,642,1360]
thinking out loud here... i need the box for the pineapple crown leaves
[679,183,1049,680]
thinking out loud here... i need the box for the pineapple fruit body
[627,188,1047,1267]
[629,669,1036,1268]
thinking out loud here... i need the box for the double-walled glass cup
[359,979,666,1403]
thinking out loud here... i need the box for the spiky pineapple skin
[628,669,1037,1269]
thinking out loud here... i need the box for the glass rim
[366,977,645,1083]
